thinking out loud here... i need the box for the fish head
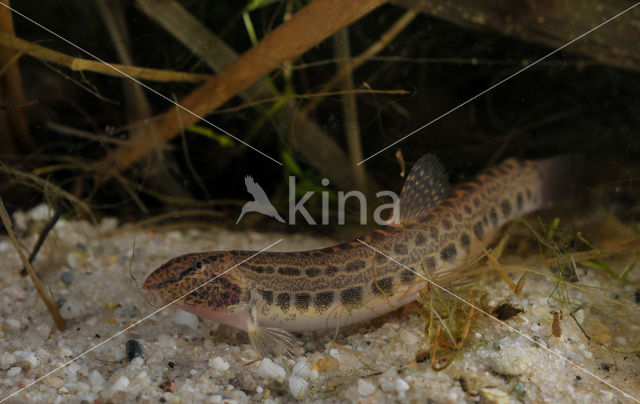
[143,252,250,324]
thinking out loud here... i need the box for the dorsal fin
[397,154,449,223]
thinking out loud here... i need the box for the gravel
[1,204,639,403]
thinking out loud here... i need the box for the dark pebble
[61,270,74,285]
[126,339,145,361]
[168,361,175,368]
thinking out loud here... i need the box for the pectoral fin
[247,307,296,359]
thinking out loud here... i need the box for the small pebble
[480,387,509,404]
[488,347,533,376]
[0,352,17,370]
[8,288,24,300]
[66,252,85,269]
[75,381,90,393]
[395,378,410,392]
[210,393,236,403]
[29,204,53,221]
[125,340,145,361]
[209,357,230,372]
[47,376,64,388]
[61,270,74,285]
[157,334,176,349]
[292,358,318,381]
[6,318,21,330]
[173,310,199,329]
[401,330,419,346]
[89,370,105,389]
[16,351,37,370]
[381,379,395,392]
[7,366,21,377]
[36,324,52,338]
[289,374,309,399]
[111,375,129,392]
[358,379,376,396]
[257,358,286,380]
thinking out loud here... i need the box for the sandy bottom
[1,205,639,403]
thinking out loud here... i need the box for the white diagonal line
[356,239,639,403]
[358,2,640,165]
[0,3,282,166]
[0,238,283,403]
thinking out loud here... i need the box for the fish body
[143,155,579,356]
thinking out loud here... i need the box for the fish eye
[194,261,204,270]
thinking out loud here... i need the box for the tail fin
[534,155,586,208]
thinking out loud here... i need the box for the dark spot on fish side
[371,277,394,295]
[276,293,290,312]
[442,219,452,230]
[473,221,484,240]
[415,232,427,246]
[305,267,321,278]
[340,287,363,307]
[400,269,416,284]
[263,266,275,274]
[295,293,311,312]
[516,192,524,211]
[258,289,273,305]
[463,205,472,214]
[249,266,264,274]
[473,197,481,208]
[278,267,300,276]
[453,212,463,222]
[430,226,439,239]
[460,233,471,251]
[326,266,339,276]
[441,244,457,262]
[489,207,499,226]
[315,292,334,312]
[526,188,532,201]
[501,199,512,217]
[424,256,436,271]
[394,243,408,255]
[345,261,366,273]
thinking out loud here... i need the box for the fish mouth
[143,290,164,306]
